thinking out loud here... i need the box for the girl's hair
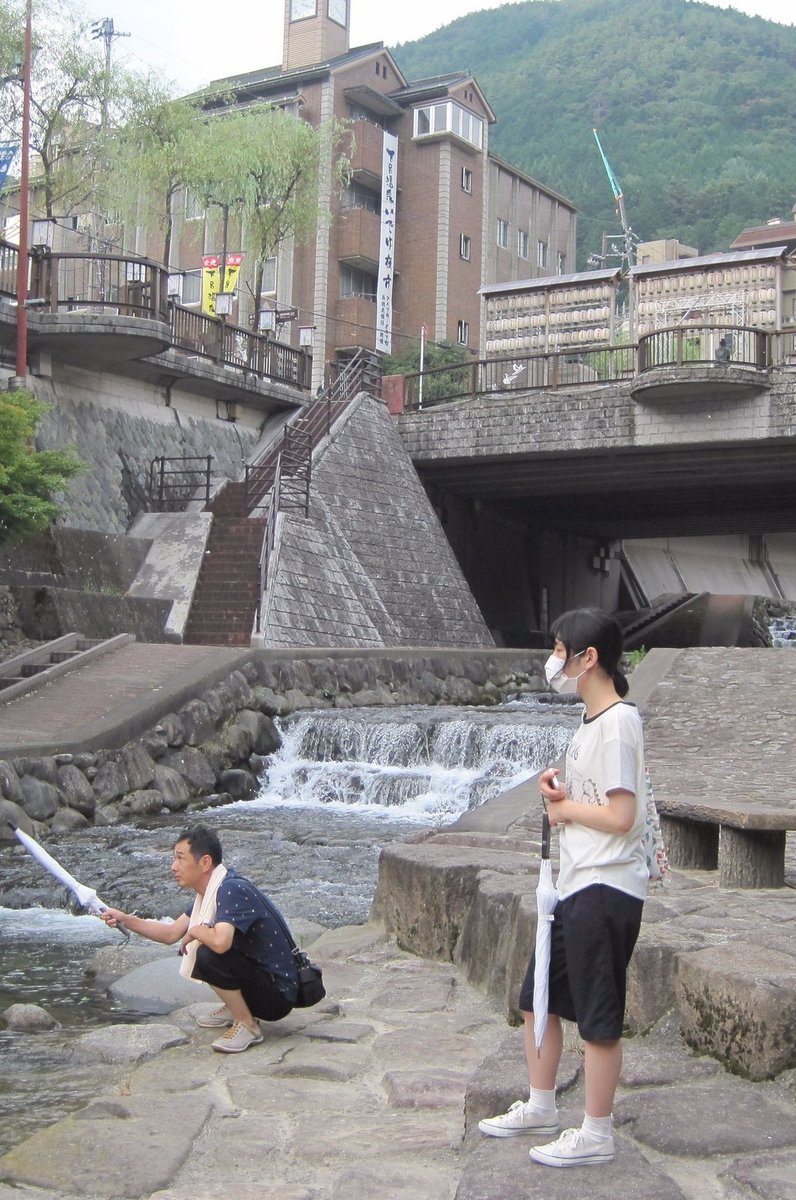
[550,607,628,698]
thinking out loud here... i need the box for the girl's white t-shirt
[557,701,649,901]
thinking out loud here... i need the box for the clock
[290,0,316,20]
[328,0,347,25]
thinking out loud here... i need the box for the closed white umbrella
[532,810,559,1053]
[12,824,108,915]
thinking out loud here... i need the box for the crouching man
[100,824,298,1053]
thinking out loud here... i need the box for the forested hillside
[391,0,796,267]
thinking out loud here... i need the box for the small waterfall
[770,616,796,646]
[250,700,579,823]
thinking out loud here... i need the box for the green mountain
[391,0,796,267]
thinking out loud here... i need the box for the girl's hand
[540,769,565,802]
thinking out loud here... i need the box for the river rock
[178,698,216,746]
[161,746,217,794]
[218,768,258,801]
[50,807,91,833]
[220,720,253,762]
[1,1002,60,1032]
[117,789,167,817]
[11,756,58,785]
[86,942,170,984]
[156,712,184,747]
[226,669,255,709]
[120,744,157,792]
[56,764,96,817]
[254,684,281,716]
[108,956,212,1014]
[92,757,130,804]
[152,764,191,810]
[0,798,31,839]
[0,761,23,804]
[19,775,61,821]
[70,1022,188,1065]
[72,752,97,771]
[203,681,238,727]
[138,730,169,761]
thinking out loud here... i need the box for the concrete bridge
[394,368,796,640]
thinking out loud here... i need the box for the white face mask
[544,651,588,695]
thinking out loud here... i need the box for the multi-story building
[162,0,576,388]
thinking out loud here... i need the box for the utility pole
[90,17,130,133]
[11,0,32,389]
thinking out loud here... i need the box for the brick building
[164,0,577,387]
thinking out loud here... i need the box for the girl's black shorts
[519,883,643,1041]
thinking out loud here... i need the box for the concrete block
[676,942,796,1079]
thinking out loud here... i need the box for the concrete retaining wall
[263,397,493,647]
[30,370,260,533]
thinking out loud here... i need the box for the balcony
[631,324,772,402]
[0,240,312,394]
[336,205,381,272]
[348,119,386,189]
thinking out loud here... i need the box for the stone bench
[657,795,795,888]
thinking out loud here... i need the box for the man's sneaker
[211,1022,264,1054]
[195,1005,233,1028]
[478,1099,560,1138]
[529,1127,615,1167]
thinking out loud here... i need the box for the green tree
[0,0,112,218]
[0,389,82,543]
[104,76,203,266]
[190,102,350,325]
[384,339,471,403]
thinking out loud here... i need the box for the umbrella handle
[541,810,551,860]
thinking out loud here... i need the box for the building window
[557,250,566,274]
[181,270,202,305]
[460,233,471,261]
[184,190,204,220]
[341,181,381,214]
[537,239,548,268]
[413,101,483,149]
[496,219,509,249]
[347,101,384,128]
[461,167,473,193]
[517,230,529,259]
[340,264,377,300]
[457,319,470,346]
[260,257,277,295]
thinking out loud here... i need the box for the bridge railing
[403,343,637,410]
[637,324,771,373]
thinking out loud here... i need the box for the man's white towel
[179,864,228,981]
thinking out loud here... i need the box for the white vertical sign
[376,131,398,354]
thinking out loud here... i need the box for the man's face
[171,840,209,890]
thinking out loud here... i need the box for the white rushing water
[244,700,579,825]
[770,616,796,646]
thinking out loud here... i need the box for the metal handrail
[148,455,213,511]
[636,323,771,373]
[255,454,282,636]
[245,347,368,512]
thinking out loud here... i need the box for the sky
[81,0,796,94]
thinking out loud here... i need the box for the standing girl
[479,607,648,1167]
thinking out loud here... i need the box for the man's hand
[99,907,129,929]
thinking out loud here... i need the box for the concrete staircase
[182,483,265,646]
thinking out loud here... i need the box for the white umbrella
[13,825,108,915]
[532,810,559,1053]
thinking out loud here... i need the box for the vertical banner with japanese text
[376,132,398,354]
[201,252,243,316]
[0,144,16,192]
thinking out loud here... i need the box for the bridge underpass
[395,371,796,644]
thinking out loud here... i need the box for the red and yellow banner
[201,253,244,316]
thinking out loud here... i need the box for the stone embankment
[0,651,543,838]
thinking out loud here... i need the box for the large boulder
[56,764,96,817]
[0,798,32,840]
[19,775,61,822]
[0,760,23,805]
[108,955,212,1014]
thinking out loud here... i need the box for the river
[0,695,579,1154]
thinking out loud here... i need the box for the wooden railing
[0,242,312,392]
[637,324,771,373]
